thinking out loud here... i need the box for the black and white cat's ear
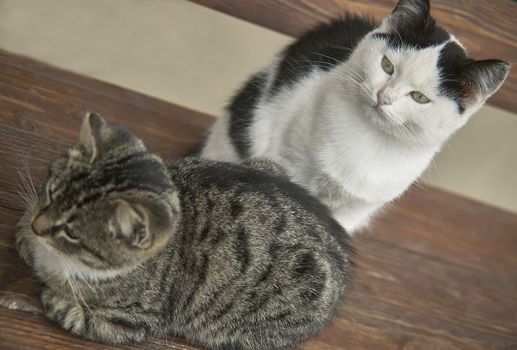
[80,112,112,162]
[392,0,430,17]
[460,60,510,108]
[114,200,153,249]
[388,0,432,29]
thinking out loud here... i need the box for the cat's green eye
[411,91,431,104]
[382,56,394,75]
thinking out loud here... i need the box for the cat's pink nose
[377,90,392,106]
[32,214,51,236]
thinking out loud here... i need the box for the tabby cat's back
[167,157,352,348]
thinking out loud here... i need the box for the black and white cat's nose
[32,214,52,236]
[376,90,393,106]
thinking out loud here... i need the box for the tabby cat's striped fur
[16,113,352,349]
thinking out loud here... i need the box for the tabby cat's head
[339,0,510,145]
[28,113,179,274]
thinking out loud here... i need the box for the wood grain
[0,48,516,349]
[190,0,517,113]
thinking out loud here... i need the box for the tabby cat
[201,0,510,231]
[16,113,352,349]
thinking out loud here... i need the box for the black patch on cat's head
[375,0,449,50]
[436,41,470,113]
[271,14,376,95]
[391,0,431,30]
[438,43,510,113]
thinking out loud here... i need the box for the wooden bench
[1,1,517,348]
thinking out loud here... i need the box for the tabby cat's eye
[60,226,79,243]
[43,183,54,207]
[411,91,431,104]
[46,182,57,199]
[381,56,394,75]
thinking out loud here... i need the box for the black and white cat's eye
[381,56,394,75]
[411,91,431,104]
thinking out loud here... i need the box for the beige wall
[0,0,515,213]
[0,0,289,115]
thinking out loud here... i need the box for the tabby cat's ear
[389,0,432,30]
[114,200,153,249]
[460,60,510,110]
[79,112,112,162]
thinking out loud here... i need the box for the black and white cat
[202,0,510,232]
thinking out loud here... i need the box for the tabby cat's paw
[42,289,86,335]
[15,232,33,266]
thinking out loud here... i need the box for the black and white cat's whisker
[390,25,404,45]
[295,63,337,71]
[329,44,354,53]
[330,69,365,86]
[298,58,340,71]
[344,64,364,79]
[335,75,361,86]
[312,51,345,65]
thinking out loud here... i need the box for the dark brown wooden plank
[341,236,516,350]
[368,186,517,276]
[190,0,517,113]
[0,48,516,350]
[0,309,200,350]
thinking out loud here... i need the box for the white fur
[202,111,241,163]
[202,22,501,232]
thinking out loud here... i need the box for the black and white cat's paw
[41,288,86,335]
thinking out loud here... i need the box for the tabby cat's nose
[32,214,51,236]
